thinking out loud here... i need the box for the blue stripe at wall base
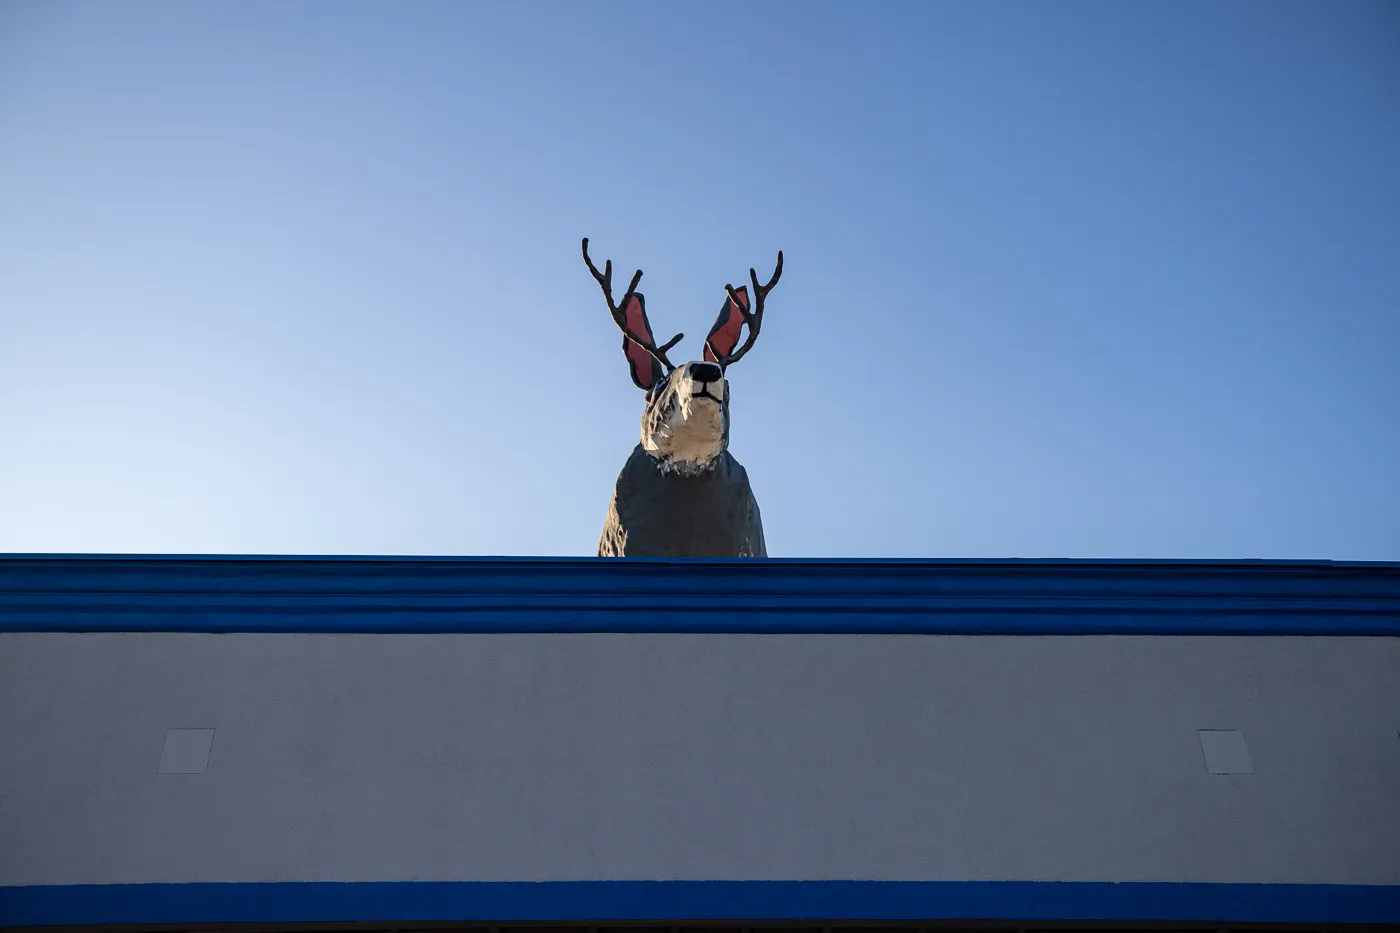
[2,881,1398,928]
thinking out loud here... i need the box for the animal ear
[621,293,665,390]
[704,285,748,365]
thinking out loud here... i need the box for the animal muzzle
[685,361,725,403]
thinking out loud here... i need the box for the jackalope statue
[584,238,783,558]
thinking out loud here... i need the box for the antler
[719,251,783,368]
[582,238,684,373]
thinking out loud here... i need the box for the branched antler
[582,238,683,372]
[720,250,783,368]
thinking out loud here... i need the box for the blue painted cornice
[2,555,1398,635]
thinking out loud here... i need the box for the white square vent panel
[1198,729,1253,774]
[159,728,215,774]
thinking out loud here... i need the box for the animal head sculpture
[585,237,782,558]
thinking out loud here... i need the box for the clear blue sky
[2,1,1397,559]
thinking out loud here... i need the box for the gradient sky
[2,1,1397,559]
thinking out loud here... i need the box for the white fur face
[640,360,730,473]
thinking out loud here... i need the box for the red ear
[704,285,748,364]
[621,293,665,390]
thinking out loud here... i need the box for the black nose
[688,362,722,383]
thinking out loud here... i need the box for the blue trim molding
[2,880,1398,927]
[2,555,1398,635]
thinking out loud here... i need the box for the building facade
[2,556,1398,930]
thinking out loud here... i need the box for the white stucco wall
[1,632,1396,888]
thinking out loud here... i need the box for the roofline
[3,554,1398,636]
[4,553,1399,567]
